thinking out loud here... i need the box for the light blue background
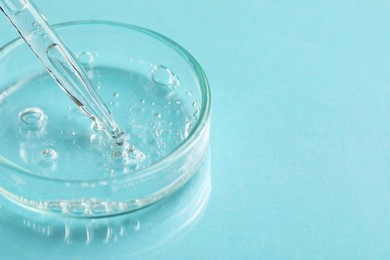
[1,0,390,259]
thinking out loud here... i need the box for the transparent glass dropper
[0,0,123,139]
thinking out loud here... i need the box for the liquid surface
[0,66,198,180]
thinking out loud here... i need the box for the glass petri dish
[0,20,211,217]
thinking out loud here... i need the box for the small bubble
[151,102,155,106]
[32,22,40,28]
[112,149,129,162]
[91,121,103,132]
[19,107,45,125]
[175,99,181,105]
[42,33,47,38]
[71,131,76,136]
[91,202,109,215]
[193,111,200,118]
[186,90,192,96]
[48,202,65,213]
[108,101,114,106]
[150,64,175,86]
[154,113,162,119]
[123,142,135,152]
[140,99,145,104]
[113,93,119,98]
[154,128,163,136]
[69,203,87,215]
[41,148,58,160]
[19,107,47,135]
[77,51,95,65]
[115,137,126,146]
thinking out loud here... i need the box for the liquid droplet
[151,64,175,86]
[41,148,58,160]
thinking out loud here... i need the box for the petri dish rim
[0,20,211,184]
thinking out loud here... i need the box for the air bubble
[69,203,87,215]
[151,64,175,86]
[175,99,181,105]
[77,51,95,65]
[41,148,58,160]
[193,111,200,119]
[91,202,109,215]
[19,107,47,134]
[140,99,145,104]
[154,113,162,119]
[115,137,126,146]
[48,202,65,213]
[112,149,129,162]
[154,128,163,136]
[19,107,45,125]
[91,121,103,132]
[113,93,119,98]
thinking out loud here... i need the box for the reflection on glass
[0,149,211,258]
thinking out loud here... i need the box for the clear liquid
[0,66,198,180]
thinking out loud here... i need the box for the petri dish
[0,20,211,217]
